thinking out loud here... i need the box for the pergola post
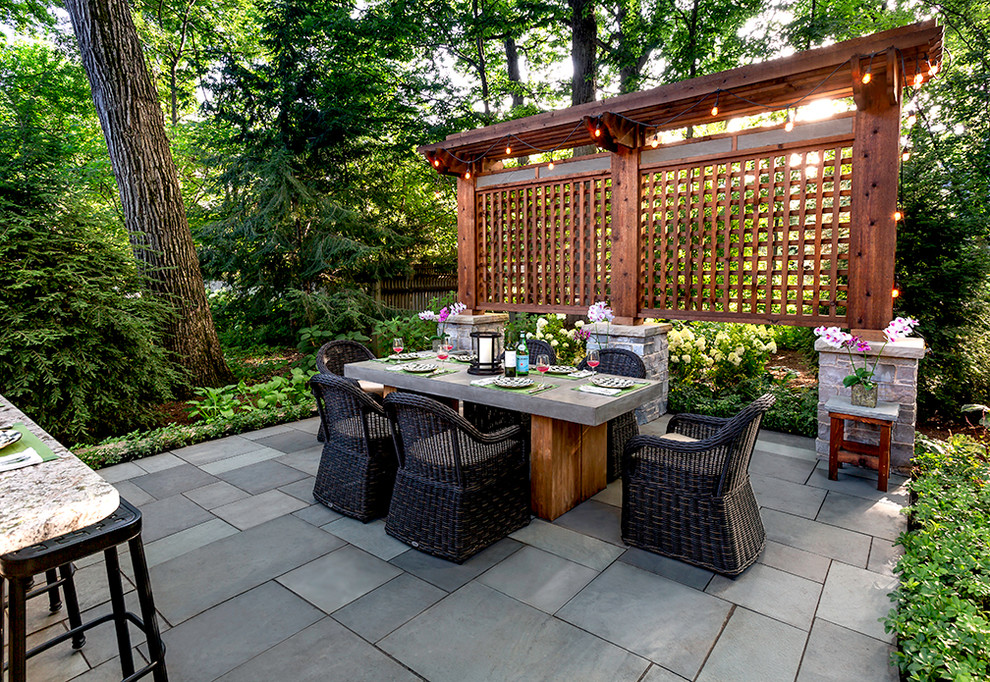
[847,50,902,334]
[609,145,643,325]
[456,175,478,313]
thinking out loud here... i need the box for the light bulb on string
[862,71,872,84]
[548,160,555,171]
[432,158,440,167]
[892,287,900,299]
[784,111,794,132]
[913,73,923,87]
[711,105,719,116]
[929,62,939,77]
[464,171,471,179]
[594,125,602,138]
[901,149,911,162]
[894,210,902,221]
[651,132,659,148]
[505,144,512,155]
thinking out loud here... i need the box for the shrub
[886,435,990,680]
[532,314,589,366]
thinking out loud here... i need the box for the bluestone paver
[322,517,410,561]
[758,540,832,583]
[618,547,714,591]
[761,507,872,567]
[278,476,318,503]
[477,545,598,613]
[509,518,624,571]
[389,538,523,592]
[797,618,898,681]
[112,479,155,507]
[254,427,319,454]
[132,452,183,473]
[130,463,220,500]
[332,573,447,643]
[696,607,807,682]
[554,499,624,546]
[181,480,249,510]
[816,561,898,642]
[97,461,145,484]
[142,518,239,568]
[815,490,906,542]
[293,502,343,526]
[277,545,403,613]
[170,435,265,466]
[198,446,285,475]
[706,563,822,630]
[139,494,216,543]
[276,445,323,476]
[867,537,903,578]
[210,488,308,530]
[749,449,817,484]
[216,459,308,495]
[751,472,827,518]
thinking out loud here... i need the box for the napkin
[570,370,595,379]
[0,447,43,473]
[470,377,498,387]
[385,365,405,372]
[578,384,621,397]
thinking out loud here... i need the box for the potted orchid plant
[814,317,920,407]
[418,301,467,345]
[587,301,614,350]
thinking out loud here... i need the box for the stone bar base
[816,337,925,472]
[444,313,509,353]
[586,322,671,423]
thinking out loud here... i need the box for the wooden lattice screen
[477,172,612,311]
[639,141,854,324]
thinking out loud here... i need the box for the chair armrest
[667,413,730,440]
[470,423,524,444]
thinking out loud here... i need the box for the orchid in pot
[814,317,920,407]
[418,302,467,346]
[587,301,614,350]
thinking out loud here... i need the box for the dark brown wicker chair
[462,338,556,435]
[310,373,398,522]
[383,392,530,563]
[577,348,646,481]
[621,393,776,576]
[315,340,381,441]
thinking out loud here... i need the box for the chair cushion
[359,380,385,397]
[660,432,699,443]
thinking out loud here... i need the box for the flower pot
[850,384,878,408]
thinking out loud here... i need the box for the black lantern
[468,331,502,375]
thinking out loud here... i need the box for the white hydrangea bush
[668,322,778,388]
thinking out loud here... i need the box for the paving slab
[805,461,910,503]
[76,598,152,669]
[761,508,872,567]
[390,538,523,592]
[112,479,155,507]
[170,435,266,466]
[380,582,650,682]
[706,563,822,630]
[618,547,714,591]
[142,518,239,568]
[69,656,149,682]
[641,665,690,681]
[755,438,820,462]
[554,499,624,546]
[557,562,731,679]
[278,476,318,503]
[591,480,622,507]
[276,445,323,476]
[797,618,898,681]
[150,514,343,624]
[322,517,409,561]
[868,537,903,578]
[510,518,624,571]
[751,473,827,519]
[278,545,402,614]
[293,502,343,526]
[198,446,286,475]
[240,423,296,441]
[22,623,90,682]
[477,545,598,613]
[815,491,906,542]
[217,616,419,681]
[160,581,323,682]
[129,464,220,500]
[332,573,447,643]
[97,461,145,483]
[288,416,321,435]
[696,607,807,682]
[758,540,832,583]
[254,428,320,454]
[211,488,309,530]
[139,494,216,543]
[181,480,249,510]
[132,452,183,474]
[816,561,898,642]
[216,459,309,495]
[749,450,817,485]
[757,430,817,450]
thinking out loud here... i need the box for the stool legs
[59,564,87,650]
[105,548,136,678]
[8,576,29,682]
[44,569,62,612]
[129,537,168,682]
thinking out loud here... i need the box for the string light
[785,110,794,132]
[432,158,440,167]
[711,91,719,117]
[650,133,660,148]
[594,124,602,138]
[894,210,902,221]
[892,287,900,299]
[913,72,923,87]
[548,159,555,170]
[901,149,911,162]
[505,144,512,155]
[861,71,872,84]
[464,171,471,179]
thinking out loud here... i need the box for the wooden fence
[373,266,456,311]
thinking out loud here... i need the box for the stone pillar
[444,313,509,353]
[816,337,925,472]
[586,322,671,423]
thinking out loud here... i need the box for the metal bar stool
[1,498,167,681]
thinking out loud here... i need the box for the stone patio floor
[17,415,907,681]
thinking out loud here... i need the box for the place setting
[0,423,59,473]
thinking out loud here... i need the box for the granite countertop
[0,395,119,556]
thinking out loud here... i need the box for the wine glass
[392,337,404,356]
[536,354,550,388]
[433,338,449,369]
[587,349,600,376]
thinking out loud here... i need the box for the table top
[0,395,119,556]
[825,396,899,422]
[345,359,663,427]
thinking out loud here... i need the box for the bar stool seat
[1,497,167,681]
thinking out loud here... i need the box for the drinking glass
[392,337,404,355]
[587,349,600,375]
[536,354,550,388]
[433,338,449,368]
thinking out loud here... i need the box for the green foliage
[371,313,437,354]
[185,368,313,424]
[885,435,990,680]
[530,315,587,366]
[0,40,184,443]
[223,344,294,382]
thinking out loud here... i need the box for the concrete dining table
[0,394,119,556]
[345,358,663,521]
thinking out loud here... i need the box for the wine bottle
[503,332,517,378]
[516,334,529,376]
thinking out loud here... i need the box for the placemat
[570,382,649,397]
[0,423,59,472]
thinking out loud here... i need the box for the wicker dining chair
[383,392,531,563]
[577,348,646,481]
[621,393,776,576]
[315,340,382,440]
[310,373,398,522]
[462,338,556,435]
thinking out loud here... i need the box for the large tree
[63,0,233,387]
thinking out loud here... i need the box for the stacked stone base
[816,338,925,473]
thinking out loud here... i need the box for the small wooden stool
[825,397,898,492]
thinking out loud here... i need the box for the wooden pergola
[419,21,943,332]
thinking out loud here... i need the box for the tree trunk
[504,37,524,109]
[64,0,233,388]
[569,0,597,106]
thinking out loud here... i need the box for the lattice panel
[476,174,612,310]
[640,143,853,324]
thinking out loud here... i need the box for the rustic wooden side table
[824,396,899,492]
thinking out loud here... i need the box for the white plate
[591,376,636,389]
[388,353,420,361]
[401,362,440,373]
[546,365,576,375]
[0,429,22,450]
[494,376,534,389]
[451,354,477,363]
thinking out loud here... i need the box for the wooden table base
[828,412,891,492]
[530,415,607,521]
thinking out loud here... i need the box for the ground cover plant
[886,434,990,680]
